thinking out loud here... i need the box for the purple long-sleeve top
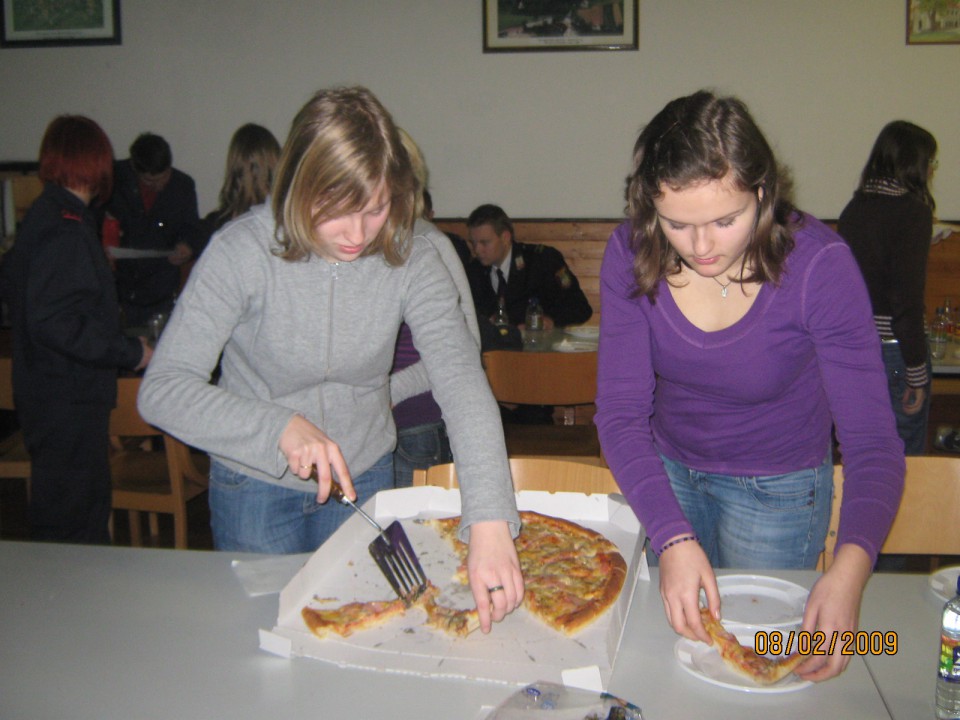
[595,214,904,564]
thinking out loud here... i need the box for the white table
[0,541,934,719]
[859,570,947,719]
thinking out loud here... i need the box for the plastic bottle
[932,308,949,361]
[945,299,956,338]
[524,297,544,347]
[936,575,960,719]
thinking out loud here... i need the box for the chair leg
[173,511,187,550]
[148,512,160,542]
[128,510,142,546]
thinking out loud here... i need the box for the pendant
[720,286,728,298]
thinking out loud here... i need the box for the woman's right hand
[279,414,354,503]
[658,537,719,644]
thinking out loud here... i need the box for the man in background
[107,132,200,326]
[465,203,592,329]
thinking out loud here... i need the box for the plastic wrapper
[487,682,642,720]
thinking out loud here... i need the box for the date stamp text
[754,630,898,656]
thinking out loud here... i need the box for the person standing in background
[838,121,938,455]
[3,115,152,543]
[390,129,482,488]
[107,133,200,327]
[198,123,281,248]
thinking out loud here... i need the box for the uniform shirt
[595,215,904,563]
[467,241,592,327]
[3,183,142,405]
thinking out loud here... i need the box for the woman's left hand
[466,520,524,634]
[795,543,873,681]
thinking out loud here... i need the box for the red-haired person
[2,115,152,543]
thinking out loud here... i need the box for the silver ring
[299,464,310,469]
[487,585,505,593]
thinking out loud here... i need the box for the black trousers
[19,399,112,544]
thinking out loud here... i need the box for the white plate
[674,625,812,694]
[930,566,960,602]
[715,575,808,628]
[564,325,600,339]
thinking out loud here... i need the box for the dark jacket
[4,184,142,405]
[107,160,200,309]
[467,241,592,327]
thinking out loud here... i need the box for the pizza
[302,582,478,639]
[301,510,626,639]
[302,597,407,638]
[699,608,806,685]
[424,510,627,635]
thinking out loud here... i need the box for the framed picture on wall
[1,0,121,48]
[483,0,639,53]
[907,0,960,44]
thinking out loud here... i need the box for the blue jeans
[392,421,453,488]
[208,453,394,554]
[882,342,930,455]
[659,452,833,569]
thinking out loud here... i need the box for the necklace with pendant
[713,276,733,298]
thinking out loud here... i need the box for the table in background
[0,540,934,719]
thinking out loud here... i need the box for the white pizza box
[260,486,649,688]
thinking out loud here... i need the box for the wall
[0,1,957,220]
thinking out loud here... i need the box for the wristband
[656,534,699,556]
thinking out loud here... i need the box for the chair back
[0,356,15,411]
[820,456,960,570]
[109,376,160,438]
[413,457,619,495]
[109,375,208,549]
[482,350,597,406]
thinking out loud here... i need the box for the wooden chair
[820,456,960,570]
[482,349,602,461]
[109,376,209,549]
[413,457,619,495]
[0,357,31,500]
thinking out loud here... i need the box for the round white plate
[930,566,960,602]
[674,625,812,694]
[564,325,600,339]
[716,575,808,628]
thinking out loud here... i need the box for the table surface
[0,540,944,719]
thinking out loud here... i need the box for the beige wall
[0,0,957,219]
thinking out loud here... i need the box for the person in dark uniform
[3,116,152,543]
[106,132,201,327]
[466,204,592,329]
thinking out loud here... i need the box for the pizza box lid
[261,486,648,688]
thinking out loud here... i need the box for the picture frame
[906,0,960,45]
[1,0,121,48]
[483,0,638,53]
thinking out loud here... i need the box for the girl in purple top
[595,91,905,682]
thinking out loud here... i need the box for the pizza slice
[699,608,806,685]
[416,583,480,638]
[302,597,407,638]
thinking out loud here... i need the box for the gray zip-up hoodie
[138,203,518,539]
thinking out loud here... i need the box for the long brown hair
[271,87,416,265]
[624,90,796,300]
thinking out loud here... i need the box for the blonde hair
[271,87,416,265]
[397,128,428,219]
[215,123,280,223]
